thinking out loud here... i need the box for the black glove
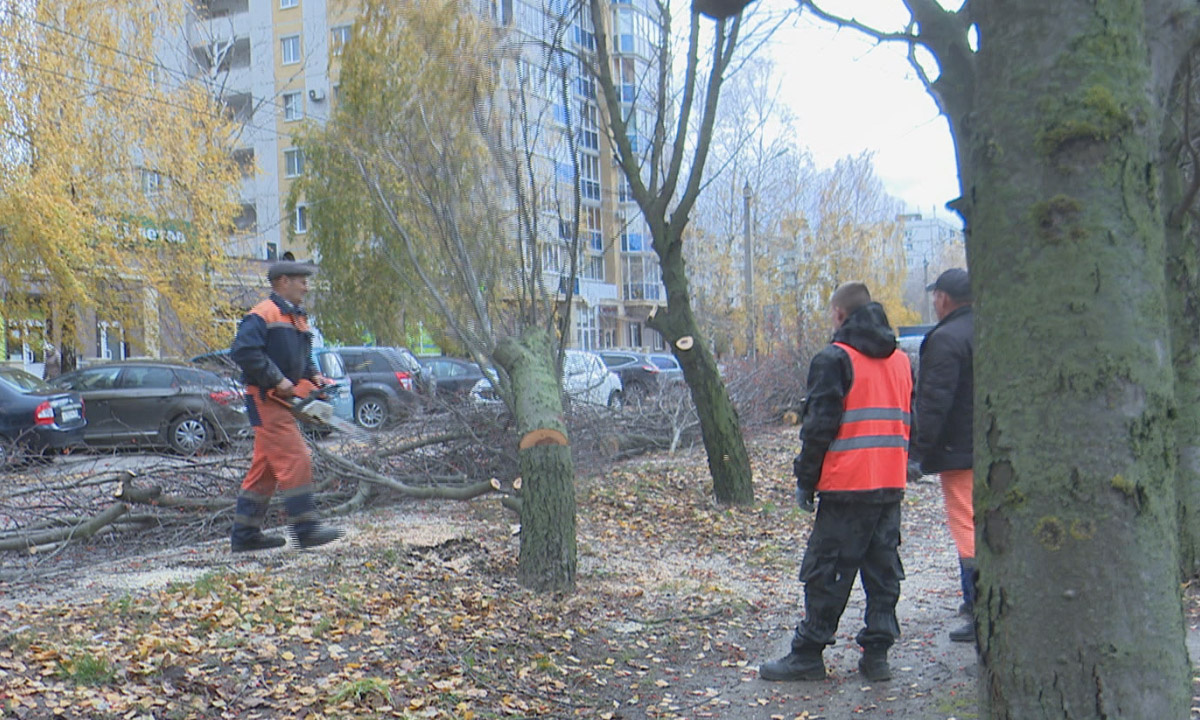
[792,453,803,479]
[795,485,815,513]
[907,460,923,483]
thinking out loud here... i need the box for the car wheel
[355,396,389,429]
[625,382,649,404]
[608,390,623,409]
[168,415,211,455]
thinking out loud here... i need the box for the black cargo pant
[794,499,904,651]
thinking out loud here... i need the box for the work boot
[283,490,344,548]
[949,620,976,643]
[857,647,892,682]
[230,492,286,553]
[760,637,826,681]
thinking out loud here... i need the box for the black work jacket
[913,304,974,473]
[230,293,317,391]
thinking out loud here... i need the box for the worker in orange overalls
[228,261,342,552]
[913,268,976,643]
[761,282,915,685]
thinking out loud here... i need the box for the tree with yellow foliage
[0,1,241,364]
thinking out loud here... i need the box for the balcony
[190,36,251,75]
[192,0,248,19]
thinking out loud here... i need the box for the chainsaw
[267,379,365,439]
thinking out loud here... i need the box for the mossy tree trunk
[494,327,576,593]
[1162,54,1200,579]
[965,3,1189,716]
[646,229,753,505]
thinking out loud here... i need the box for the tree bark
[1161,84,1200,579]
[647,241,754,505]
[967,2,1190,716]
[494,327,577,592]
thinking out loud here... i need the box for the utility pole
[743,180,755,359]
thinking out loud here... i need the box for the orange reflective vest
[817,342,913,493]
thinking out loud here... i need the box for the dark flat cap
[926,268,970,300]
[267,261,315,281]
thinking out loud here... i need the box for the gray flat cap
[267,261,316,281]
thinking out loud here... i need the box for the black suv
[599,350,664,401]
[335,346,434,428]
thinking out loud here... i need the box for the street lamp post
[742,180,754,359]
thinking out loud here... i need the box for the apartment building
[181,0,666,352]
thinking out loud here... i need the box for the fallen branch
[0,503,128,552]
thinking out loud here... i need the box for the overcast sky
[764,0,964,225]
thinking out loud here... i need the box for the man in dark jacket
[912,268,975,641]
[760,282,913,684]
[228,261,342,552]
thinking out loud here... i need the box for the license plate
[60,409,80,422]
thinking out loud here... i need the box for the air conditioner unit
[308,89,326,102]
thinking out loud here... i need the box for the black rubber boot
[760,636,826,681]
[283,491,344,548]
[230,493,286,553]
[858,647,892,682]
[949,621,976,643]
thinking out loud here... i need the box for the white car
[469,349,623,408]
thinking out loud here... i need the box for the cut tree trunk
[648,240,754,505]
[494,327,577,593]
[967,2,1190,716]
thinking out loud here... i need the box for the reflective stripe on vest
[817,342,913,493]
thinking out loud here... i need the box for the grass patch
[329,677,392,707]
[57,649,116,686]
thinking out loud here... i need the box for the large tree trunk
[968,2,1190,716]
[648,234,754,505]
[494,327,577,592]
[1162,107,1200,579]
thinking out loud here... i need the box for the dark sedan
[0,367,85,466]
[418,356,485,400]
[51,361,250,455]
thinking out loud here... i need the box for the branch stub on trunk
[676,336,694,351]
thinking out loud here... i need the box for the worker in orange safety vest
[228,261,343,552]
[761,282,916,684]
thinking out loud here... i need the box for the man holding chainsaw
[228,260,343,552]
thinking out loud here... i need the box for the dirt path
[2,426,1197,719]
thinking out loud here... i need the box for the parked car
[335,346,435,428]
[418,356,485,401]
[647,352,687,388]
[51,360,250,455]
[598,350,665,401]
[190,347,354,425]
[469,349,623,408]
[312,348,354,424]
[0,367,85,467]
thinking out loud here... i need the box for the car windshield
[318,351,347,379]
[0,368,49,392]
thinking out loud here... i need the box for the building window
[579,153,600,201]
[282,91,303,121]
[281,34,301,65]
[280,0,298,8]
[293,204,309,234]
[576,306,597,350]
[284,148,305,177]
[331,25,351,55]
[585,206,602,251]
[266,242,278,260]
[140,169,162,196]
